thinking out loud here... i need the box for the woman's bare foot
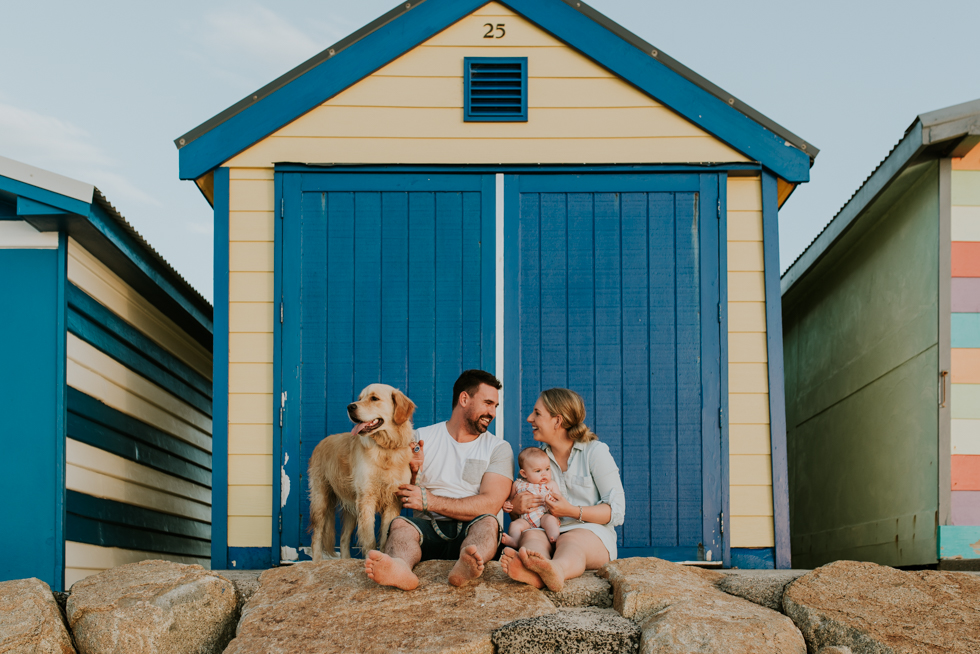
[500,547,544,588]
[500,532,520,548]
[364,550,419,591]
[521,547,565,592]
[448,545,485,587]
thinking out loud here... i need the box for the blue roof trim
[178,0,486,180]
[177,0,812,183]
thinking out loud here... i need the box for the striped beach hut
[176,0,816,570]
[0,156,213,590]
[782,98,980,569]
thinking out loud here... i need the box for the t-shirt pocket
[462,458,489,485]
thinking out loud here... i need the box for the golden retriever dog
[307,383,416,560]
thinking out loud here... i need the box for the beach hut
[782,98,980,569]
[176,0,816,570]
[0,156,214,591]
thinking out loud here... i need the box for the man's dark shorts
[390,514,501,561]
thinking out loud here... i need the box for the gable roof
[781,97,980,296]
[0,155,213,348]
[175,0,816,183]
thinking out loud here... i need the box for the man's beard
[467,414,492,434]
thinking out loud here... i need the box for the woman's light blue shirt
[539,439,626,560]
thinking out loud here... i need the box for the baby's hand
[502,500,514,513]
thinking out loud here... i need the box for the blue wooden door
[503,174,724,562]
[278,173,496,558]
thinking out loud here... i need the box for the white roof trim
[0,155,94,204]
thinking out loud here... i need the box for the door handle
[940,370,949,408]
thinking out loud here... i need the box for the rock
[600,558,806,653]
[0,578,75,654]
[543,571,612,608]
[212,569,262,629]
[783,560,980,654]
[225,559,557,654]
[715,570,806,612]
[67,560,236,654]
[493,607,640,654]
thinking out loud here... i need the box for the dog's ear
[391,390,416,425]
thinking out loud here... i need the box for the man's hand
[510,491,545,516]
[397,484,423,511]
[409,440,424,484]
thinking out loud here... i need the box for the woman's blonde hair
[539,388,598,443]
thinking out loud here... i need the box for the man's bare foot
[501,533,521,548]
[500,547,544,588]
[364,550,419,591]
[520,547,565,592]
[448,545,485,587]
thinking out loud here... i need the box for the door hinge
[280,302,284,324]
[717,303,722,323]
[717,198,722,219]
[279,513,282,532]
[720,511,725,536]
[280,197,284,218]
[719,407,724,428]
[279,391,287,428]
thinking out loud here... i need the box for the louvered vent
[464,57,528,122]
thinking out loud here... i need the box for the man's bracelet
[420,486,428,513]
[578,505,584,522]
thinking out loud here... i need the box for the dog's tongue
[351,422,367,436]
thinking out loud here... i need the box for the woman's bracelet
[578,505,584,522]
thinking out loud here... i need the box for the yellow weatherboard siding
[226,2,747,169]
[227,168,276,547]
[65,541,207,588]
[727,175,774,548]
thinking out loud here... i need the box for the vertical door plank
[408,193,437,427]
[380,192,410,391]
[541,193,569,390]
[434,192,464,415]
[519,193,541,451]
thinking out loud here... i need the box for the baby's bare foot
[448,545,485,587]
[501,547,544,588]
[520,547,565,592]
[364,550,419,591]
[501,533,520,548]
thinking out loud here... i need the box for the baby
[501,446,561,547]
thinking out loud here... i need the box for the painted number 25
[484,23,505,38]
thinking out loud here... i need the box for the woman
[500,388,625,592]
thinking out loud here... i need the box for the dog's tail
[308,472,337,561]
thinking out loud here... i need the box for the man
[364,369,513,590]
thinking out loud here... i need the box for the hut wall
[218,1,776,554]
[950,150,980,527]
[727,176,774,549]
[64,240,213,586]
[784,163,940,568]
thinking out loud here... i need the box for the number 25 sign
[483,23,505,38]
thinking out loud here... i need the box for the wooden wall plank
[228,517,272,547]
[229,333,274,363]
[229,272,274,302]
[951,491,980,525]
[952,279,980,312]
[729,332,769,363]
[230,212,275,242]
[228,455,273,485]
[952,419,980,455]
[728,212,764,241]
[728,272,766,301]
[951,171,980,205]
[951,455,980,490]
[228,394,273,424]
[229,168,274,180]
[66,465,210,522]
[952,206,980,241]
[730,394,771,424]
[728,242,765,272]
[376,45,614,78]
[229,242,274,272]
[730,454,773,485]
[952,348,980,383]
[952,384,980,419]
[730,363,770,393]
[67,240,212,378]
[66,541,207,586]
[731,485,775,516]
[228,363,274,393]
[229,180,275,212]
[228,486,273,516]
[729,302,767,332]
[727,179,763,211]
[952,242,980,277]
[730,424,772,455]
[424,14,564,46]
[228,425,273,455]
[730,517,775,547]
[229,303,274,333]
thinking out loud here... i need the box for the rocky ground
[2,558,978,653]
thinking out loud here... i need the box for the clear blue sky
[2,0,978,301]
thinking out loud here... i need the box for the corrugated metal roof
[175,0,818,162]
[780,97,980,296]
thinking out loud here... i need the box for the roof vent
[464,57,527,122]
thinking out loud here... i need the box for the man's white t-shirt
[414,421,514,520]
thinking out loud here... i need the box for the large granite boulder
[0,578,75,654]
[783,560,980,653]
[67,560,236,654]
[493,607,640,654]
[225,559,557,654]
[600,558,806,653]
[716,570,806,612]
[543,571,613,608]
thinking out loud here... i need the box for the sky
[2,0,978,302]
